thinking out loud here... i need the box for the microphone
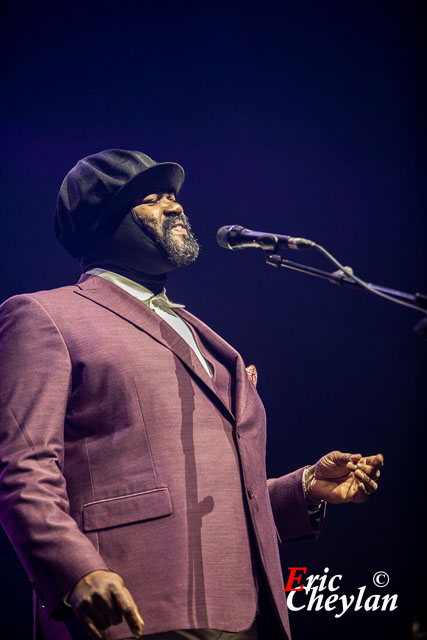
[216,225,314,252]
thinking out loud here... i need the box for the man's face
[132,192,199,267]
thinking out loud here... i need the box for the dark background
[1,1,426,638]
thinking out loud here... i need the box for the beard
[134,211,200,267]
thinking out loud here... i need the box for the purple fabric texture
[0,275,318,639]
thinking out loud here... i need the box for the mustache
[163,214,193,235]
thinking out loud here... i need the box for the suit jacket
[0,274,319,639]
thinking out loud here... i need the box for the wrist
[302,465,322,506]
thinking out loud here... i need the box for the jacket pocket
[82,486,172,532]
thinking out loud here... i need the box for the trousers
[124,618,258,640]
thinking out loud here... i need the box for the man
[0,149,383,640]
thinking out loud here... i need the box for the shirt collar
[85,268,185,313]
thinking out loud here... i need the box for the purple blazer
[0,275,318,639]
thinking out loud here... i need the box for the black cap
[54,149,185,257]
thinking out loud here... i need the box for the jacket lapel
[74,275,235,422]
[175,309,250,424]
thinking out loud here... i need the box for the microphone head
[216,225,244,250]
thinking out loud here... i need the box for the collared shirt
[85,268,213,378]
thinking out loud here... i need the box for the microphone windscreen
[216,225,242,250]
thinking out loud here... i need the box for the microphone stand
[265,253,427,340]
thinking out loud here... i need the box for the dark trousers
[125,618,258,639]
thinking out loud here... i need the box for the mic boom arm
[215,223,427,322]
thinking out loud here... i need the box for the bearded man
[0,149,383,640]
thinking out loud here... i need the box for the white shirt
[85,268,213,378]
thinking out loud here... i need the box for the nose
[164,200,184,216]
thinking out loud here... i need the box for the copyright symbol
[373,571,389,587]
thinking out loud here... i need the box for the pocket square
[245,364,258,388]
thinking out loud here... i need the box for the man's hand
[68,570,144,639]
[305,450,384,504]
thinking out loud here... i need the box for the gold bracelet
[302,466,323,508]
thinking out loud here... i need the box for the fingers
[352,453,384,488]
[354,467,378,492]
[113,585,144,638]
[325,451,384,467]
[70,570,143,639]
[91,590,122,627]
[347,452,384,502]
[323,451,366,471]
[78,587,143,640]
[355,462,381,479]
[309,450,384,504]
[355,481,370,503]
[75,599,110,640]
[326,451,384,477]
[361,453,384,468]
[327,451,361,467]
[78,612,107,640]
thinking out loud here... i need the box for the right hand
[68,570,144,639]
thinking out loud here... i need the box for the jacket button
[31,581,47,608]
[236,429,242,439]
[247,487,254,499]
